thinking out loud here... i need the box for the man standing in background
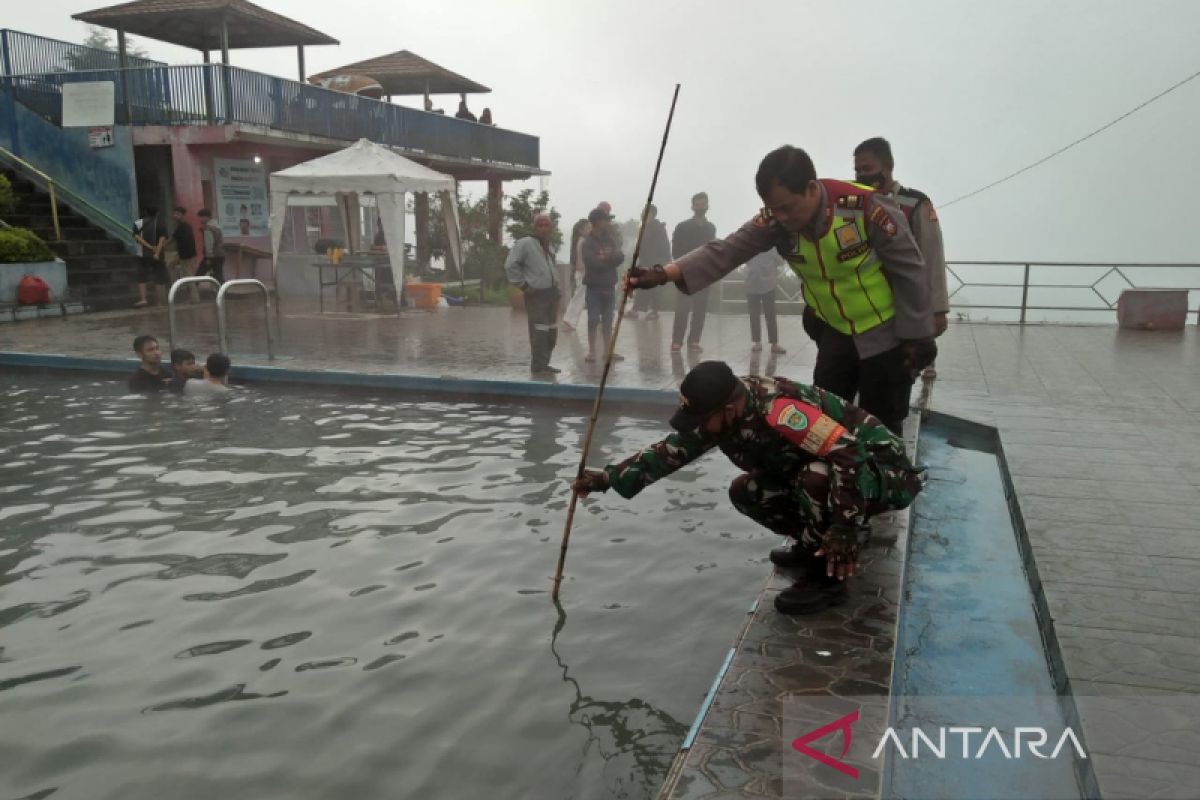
[196,208,226,284]
[671,192,716,352]
[853,137,949,376]
[632,204,671,320]
[505,213,562,375]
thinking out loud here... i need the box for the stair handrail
[0,145,59,240]
[0,144,134,252]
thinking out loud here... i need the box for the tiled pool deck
[3,302,1199,799]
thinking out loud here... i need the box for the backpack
[16,274,51,305]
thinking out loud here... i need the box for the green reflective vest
[785,180,895,336]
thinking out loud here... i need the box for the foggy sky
[10,0,1200,263]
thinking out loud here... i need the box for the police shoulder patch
[868,205,897,237]
[766,397,849,456]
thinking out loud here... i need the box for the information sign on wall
[213,158,269,237]
[62,82,116,127]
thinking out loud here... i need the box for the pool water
[0,373,773,800]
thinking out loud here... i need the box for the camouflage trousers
[727,467,894,552]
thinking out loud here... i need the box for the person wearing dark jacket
[631,204,671,319]
[581,207,625,363]
[670,192,716,351]
[127,334,172,393]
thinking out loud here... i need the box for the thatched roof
[73,0,338,50]
[308,50,489,96]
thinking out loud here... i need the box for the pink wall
[136,127,337,278]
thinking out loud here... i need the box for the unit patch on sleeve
[766,398,849,456]
[868,205,897,237]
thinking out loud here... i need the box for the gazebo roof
[72,0,339,50]
[308,50,489,96]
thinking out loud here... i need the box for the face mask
[856,173,885,189]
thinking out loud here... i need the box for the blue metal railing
[6,63,541,169]
[0,29,164,75]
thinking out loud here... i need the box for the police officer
[627,146,936,434]
[571,361,924,615]
[853,137,949,351]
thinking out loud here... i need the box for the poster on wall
[213,158,269,237]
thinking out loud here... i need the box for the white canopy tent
[269,138,464,308]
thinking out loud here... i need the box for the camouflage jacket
[603,376,921,528]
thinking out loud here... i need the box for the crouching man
[571,361,923,614]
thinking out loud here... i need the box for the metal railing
[0,29,164,76]
[6,63,541,169]
[715,261,1200,324]
[217,279,274,359]
[167,277,221,353]
[0,144,137,251]
[944,261,1200,323]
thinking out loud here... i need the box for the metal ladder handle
[216,279,274,360]
[167,276,221,352]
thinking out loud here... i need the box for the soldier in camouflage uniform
[572,361,923,615]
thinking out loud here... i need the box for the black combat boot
[772,553,849,615]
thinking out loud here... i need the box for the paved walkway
[4,303,1199,798]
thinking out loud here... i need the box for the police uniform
[599,373,922,551]
[892,185,949,321]
[668,180,935,433]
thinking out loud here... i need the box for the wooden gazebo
[308,50,489,103]
[72,0,338,79]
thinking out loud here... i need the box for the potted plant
[0,226,66,318]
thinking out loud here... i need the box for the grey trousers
[525,287,560,370]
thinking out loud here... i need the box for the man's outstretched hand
[815,526,860,580]
[570,469,610,497]
[625,264,670,291]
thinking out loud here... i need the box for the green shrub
[0,174,14,216]
[0,227,55,263]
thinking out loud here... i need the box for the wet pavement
[3,301,1199,799]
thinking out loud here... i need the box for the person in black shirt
[133,207,168,308]
[167,348,202,394]
[671,192,717,351]
[128,334,172,393]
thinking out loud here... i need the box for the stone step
[30,226,102,242]
[6,212,94,231]
[49,239,127,257]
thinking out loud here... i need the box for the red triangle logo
[791,709,860,779]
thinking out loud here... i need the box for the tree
[64,26,152,70]
[422,187,564,291]
[505,188,562,256]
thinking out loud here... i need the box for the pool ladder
[167,278,275,360]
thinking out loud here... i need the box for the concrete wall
[0,259,68,303]
[0,88,138,235]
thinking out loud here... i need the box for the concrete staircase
[3,169,140,311]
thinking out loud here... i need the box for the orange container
[406,282,441,309]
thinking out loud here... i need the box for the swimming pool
[0,372,774,800]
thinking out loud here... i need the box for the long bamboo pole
[552,84,681,601]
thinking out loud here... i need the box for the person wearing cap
[505,213,561,374]
[581,207,626,363]
[571,360,924,615]
[626,147,936,434]
[670,192,717,352]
